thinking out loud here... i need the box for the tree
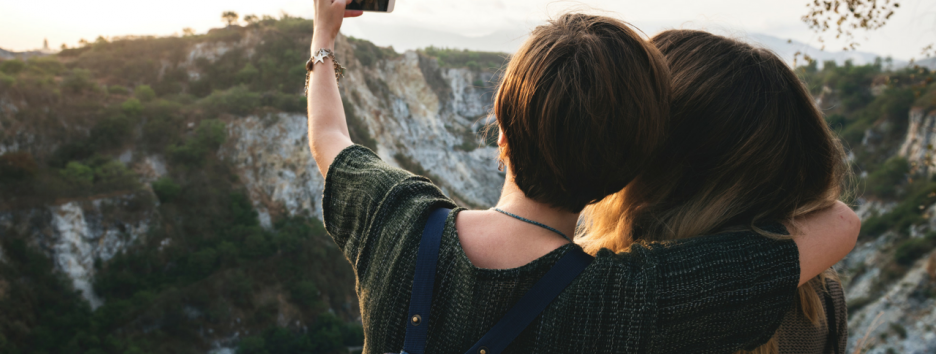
[802,0,933,59]
[222,11,239,27]
[243,14,259,26]
[182,27,195,37]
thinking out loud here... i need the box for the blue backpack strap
[401,207,452,354]
[464,248,594,354]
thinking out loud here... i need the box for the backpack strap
[464,248,594,354]
[399,206,594,354]
[401,207,452,354]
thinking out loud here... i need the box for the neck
[494,170,579,240]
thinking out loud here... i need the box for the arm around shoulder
[787,201,860,286]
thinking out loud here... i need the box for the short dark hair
[494,13,671,212]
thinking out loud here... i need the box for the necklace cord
[491,208,572,243]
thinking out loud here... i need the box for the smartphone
[346,0,395,12]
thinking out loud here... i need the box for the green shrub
[167,119,226,166]
[92,160,136,190]
[894,233,936,265]
[0,71,15,87]
[238,336,266,354]
[889,323,908,339]
[142,116,178,149]
[242,232,273,259]
[349,37,398,67]
[274,15,315,34]
[49,142,94,168]
[266,92,305,113]
[0,59,25,74]
[420,46,508,71]
[152,177,182,203]
[0,152,39,182]
[237,315,362,354]
[217,241,239,265]
[865,157,910,198]
[134,84,156,102]
[206,27,243,43]
[290,280,322,310]
[121,97,144,117]
[61,68,96,93]
[226,271,253,307]
[343,98,378,151]
[196,119,227,147]
[61,161,94,189]
[187,248,219,278]
[90,115,132,149]
[200,85,260,115]
[188,78,212,97]
[860,181,936,237]
[236,63,259,84]
[846,296,873,313]
[25,57,65,76]
[107,84,129,95]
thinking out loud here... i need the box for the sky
[2,0,934,60]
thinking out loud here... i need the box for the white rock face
[0,196,152,309]
[223,114,327,225]
[334,42,504,207]
[845,250,936,354]
[854,198,898,221]
[839,198,936,353]
[899,108,936,174]
[221,37,505,223]
[50,202,106,308]
[48,199,150,308]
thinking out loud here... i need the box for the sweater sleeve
[635,232,801,353]
[321,145,413,271]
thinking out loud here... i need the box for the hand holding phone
[346,0,395,12]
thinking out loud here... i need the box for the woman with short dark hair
[306,1,859,353]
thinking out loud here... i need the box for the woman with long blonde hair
[579,30,850,354]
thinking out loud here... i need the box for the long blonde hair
[578,30,849,354]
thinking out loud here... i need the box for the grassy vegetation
[419,46,508,71]
[348,36,399,68]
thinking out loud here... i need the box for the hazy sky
[3,0,934,60]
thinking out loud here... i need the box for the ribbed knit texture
[775,279,848,353]
[322,145,801,354]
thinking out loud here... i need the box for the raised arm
[787,200,860,285]
[307,0,362,177]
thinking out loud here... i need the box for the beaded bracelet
[304,48,346,94]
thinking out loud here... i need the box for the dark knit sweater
[322,145,801,354]
[775,278,848,353]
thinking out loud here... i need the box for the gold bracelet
[304,48,346,94]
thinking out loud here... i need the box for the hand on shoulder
[786,201,860,286]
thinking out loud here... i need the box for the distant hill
[914,57,936,70]
[344,21,912,69]
[744,33,909,68]
[0,46,56,60]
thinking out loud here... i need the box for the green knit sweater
[322,146,800,354]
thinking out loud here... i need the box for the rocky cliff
[0,21,505,353]
[840,103,936,353]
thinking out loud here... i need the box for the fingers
[344,10,364,18]
[331,0,349,10]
